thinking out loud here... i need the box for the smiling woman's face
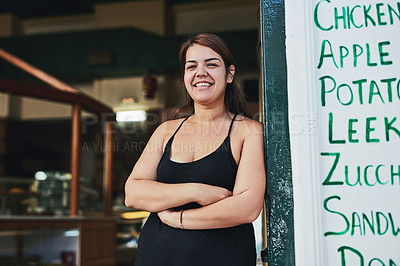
[183,44,234,107]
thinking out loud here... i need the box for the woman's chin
[191,92,213,103]
[193,98,212,105]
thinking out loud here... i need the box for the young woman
[125,33,266,266]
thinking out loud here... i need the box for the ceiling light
[116,110,147,122]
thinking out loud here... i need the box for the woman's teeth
[195,82,212,87]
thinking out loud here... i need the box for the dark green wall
[0,28,258,81]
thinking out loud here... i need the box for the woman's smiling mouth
[194,82,213,88]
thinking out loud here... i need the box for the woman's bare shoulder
[144,118,188,153]
[229,115,263,164]
[234,115,263,136]
[159,117,187,132]
[153,117,188,139]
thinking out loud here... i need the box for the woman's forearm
[125,179,197,212]
[125,179,232,213]
[158,189,264,230]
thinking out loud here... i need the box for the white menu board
[286,0,400,265]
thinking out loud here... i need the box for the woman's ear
[227,65,235,83]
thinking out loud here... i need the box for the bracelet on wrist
[179,209,184,229]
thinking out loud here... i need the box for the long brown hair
[175,33,248,117]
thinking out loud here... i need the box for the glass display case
[0,172,101,216]
[0,174,115,266]
[31,171,101,215]
[0,176,35,215]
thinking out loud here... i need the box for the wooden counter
[0,216,117,266]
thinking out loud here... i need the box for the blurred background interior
[0,0,262,265]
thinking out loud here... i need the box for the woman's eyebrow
[185,58,221,64]
[204,58,221,62]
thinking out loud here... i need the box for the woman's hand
[193,183,232,206]
[157,209,179,228]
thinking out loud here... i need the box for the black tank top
[134,114,256,266]
[158,114,238,198]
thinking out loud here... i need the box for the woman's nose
[196,67,207,77]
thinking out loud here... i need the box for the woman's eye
[186,65,196,70]
[207,63,218,67]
